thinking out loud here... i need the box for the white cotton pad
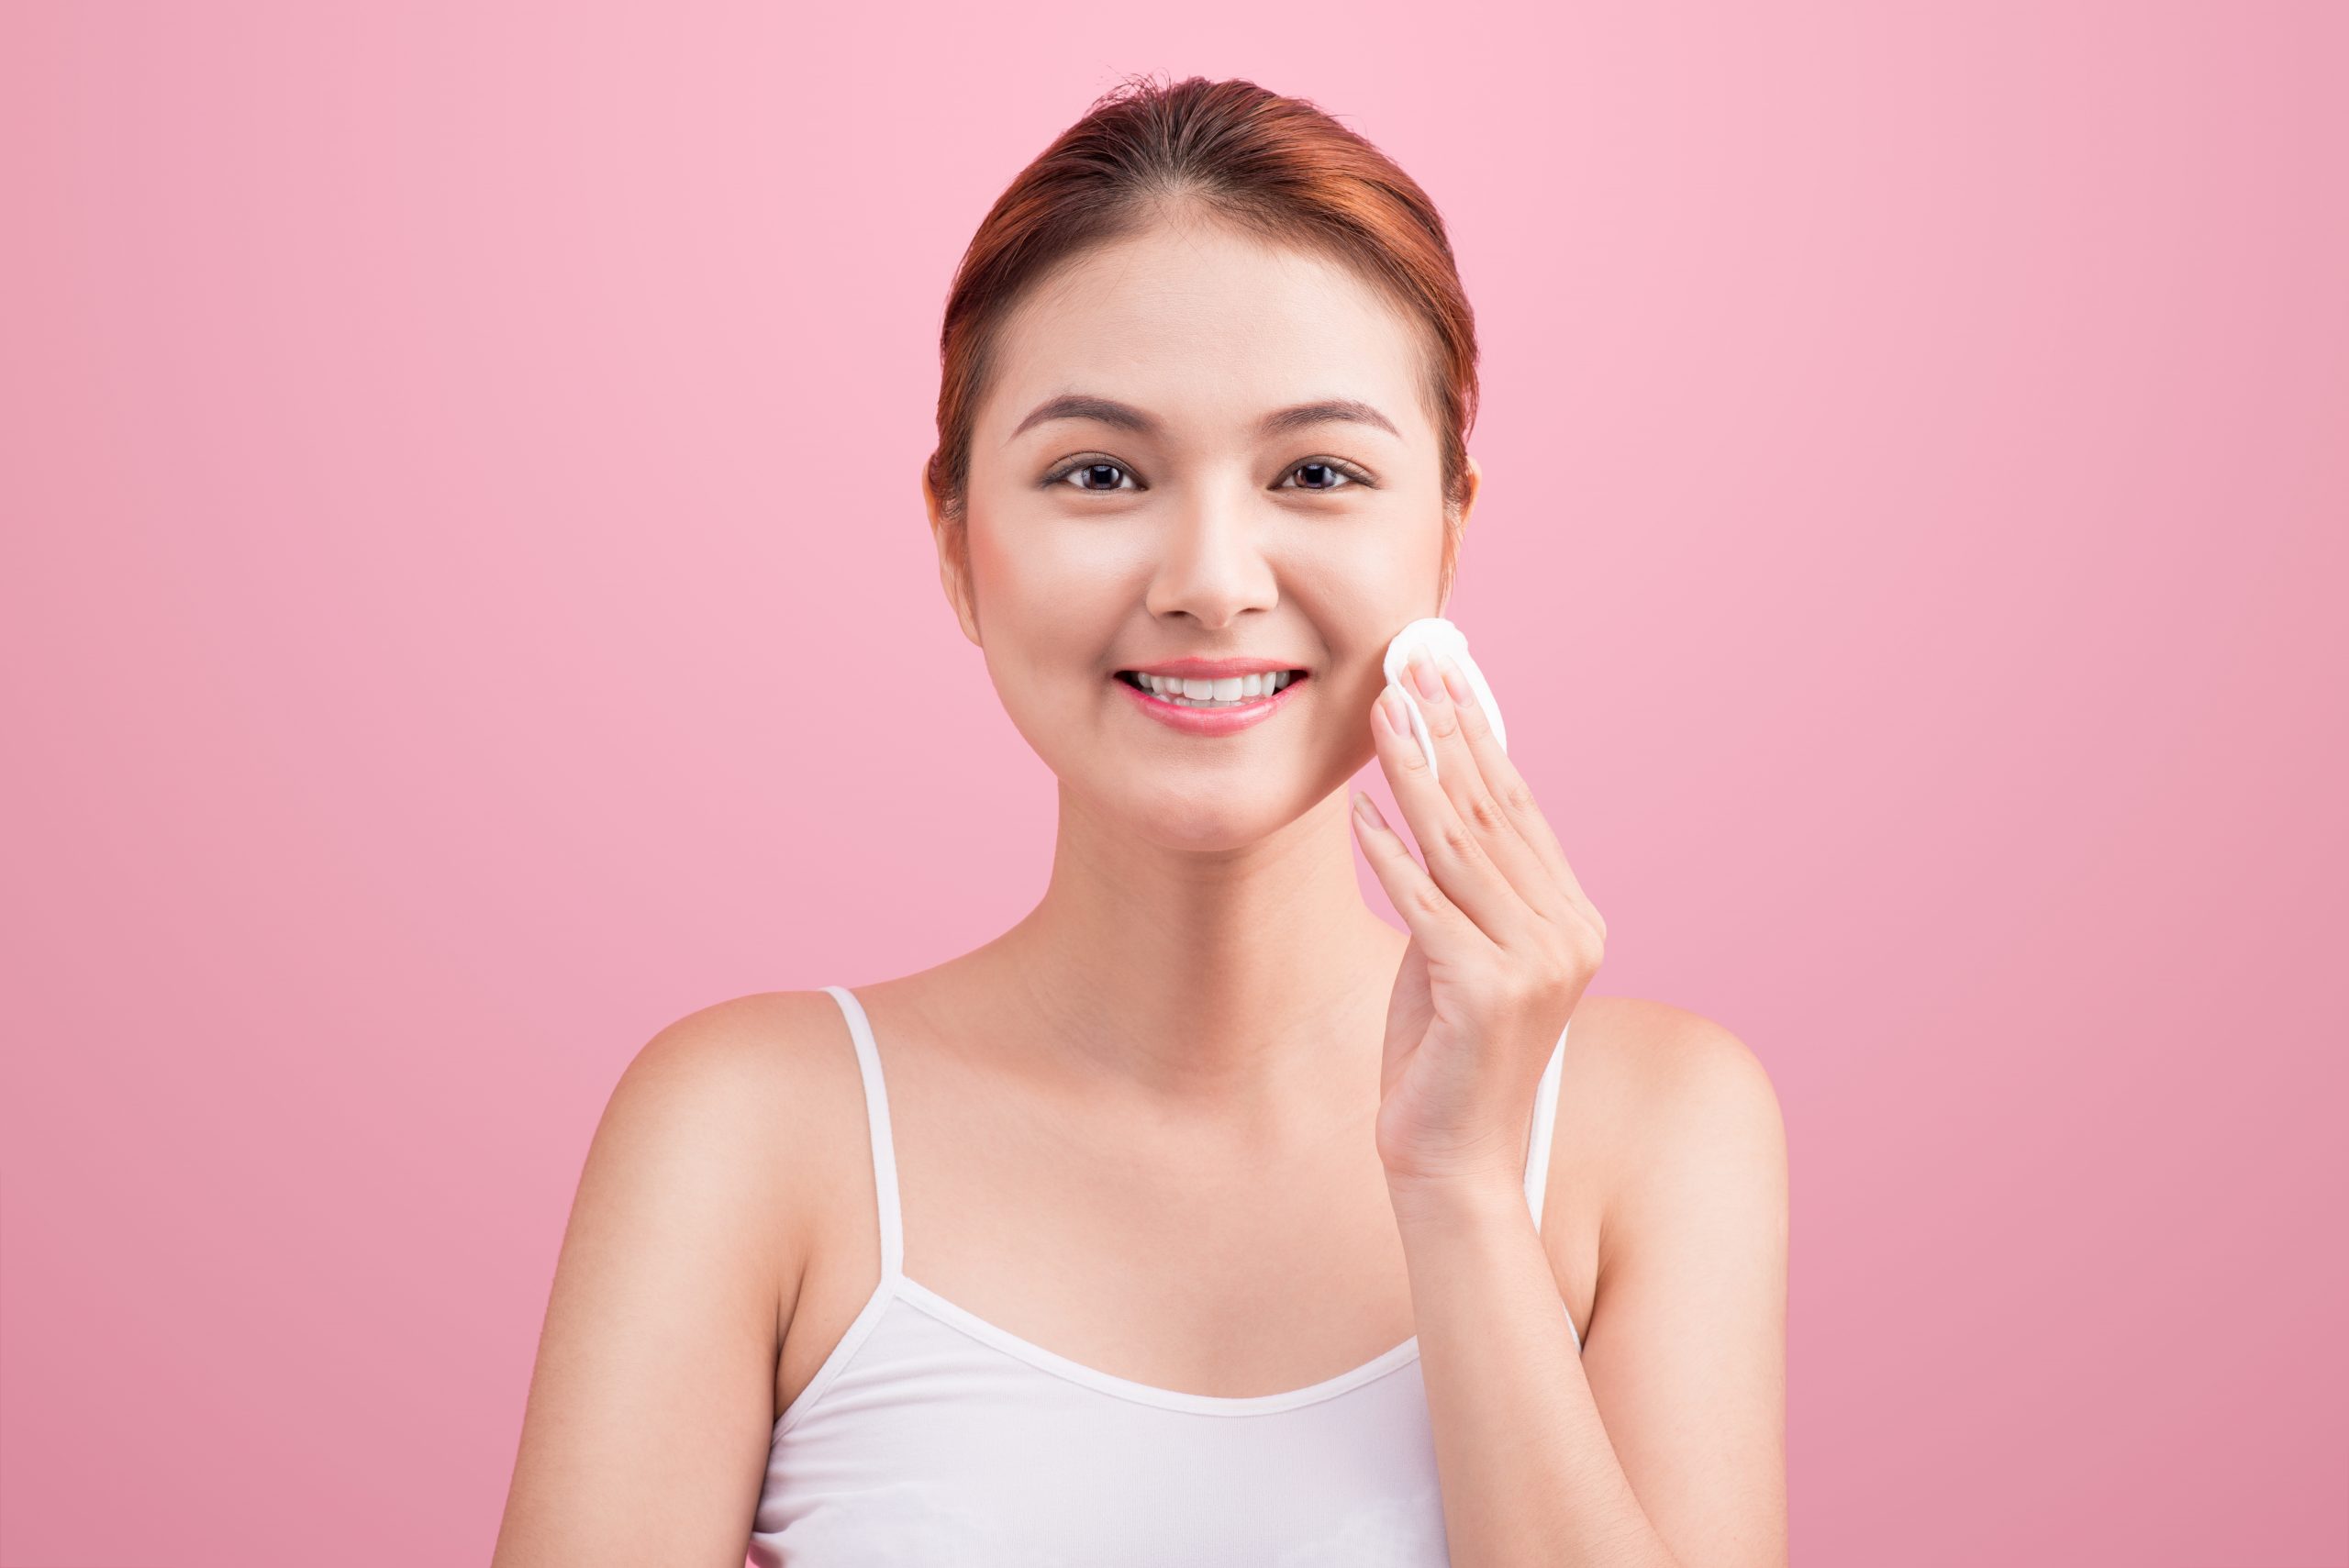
[1380,617,1507,782]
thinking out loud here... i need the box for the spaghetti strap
[1521,1017,1580,1351]
[1521,1018,1571,1232]
[822,984,904,1280]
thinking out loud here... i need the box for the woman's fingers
[1349,786,1480,958]
[1426,651,1606,939]
[1367,673,1541,951]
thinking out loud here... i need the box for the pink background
[4,5,2343,1565]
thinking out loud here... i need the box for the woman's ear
[1434,453,1484,619]
[922,466,984,647]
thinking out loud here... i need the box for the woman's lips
[1114,671,1309,735]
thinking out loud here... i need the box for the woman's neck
[961,785,1407,1121]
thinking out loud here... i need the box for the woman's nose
[1141,484,1280,628]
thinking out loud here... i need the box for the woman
[494,74,1787,1568]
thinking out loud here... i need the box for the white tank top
[748,983,1578,1565]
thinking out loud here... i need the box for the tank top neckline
[776,981,1575,1429]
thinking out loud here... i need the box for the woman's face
[930,217,1477,851]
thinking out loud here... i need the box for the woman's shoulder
[1566,995,1773,1103]
[596,988,877,1264]
[626,985,853,1078]
[1552,995,1785,1244]
[618,984,871,1144]
[498,990,868,1554]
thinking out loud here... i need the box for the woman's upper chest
[773,986,1614,1418]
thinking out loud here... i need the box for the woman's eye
[1051,460,1137,493]
[1047,457,1372,493]
[1282,460,1368,492]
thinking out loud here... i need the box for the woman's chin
[1088,785,1325,853]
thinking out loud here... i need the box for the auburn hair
[924,73,1482,604]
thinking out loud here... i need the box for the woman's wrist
[1384,1163,1529,1233]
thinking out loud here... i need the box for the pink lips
[1115,671,1310,735]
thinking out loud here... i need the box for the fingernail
[1438,651,1473,706]
[1379,684,1410,732]
[1409,651,1445,702]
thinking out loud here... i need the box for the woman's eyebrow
[1013,395,1158,439]
[1260,399,1400,439]
[1011,394,1402,441]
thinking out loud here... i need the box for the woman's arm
[1349,649,1787,1567]
[490,1000,809,1568]
[1392,1009,1788,1568]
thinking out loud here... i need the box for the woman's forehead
[983,230,1434,445]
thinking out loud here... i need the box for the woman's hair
[926,73,1482,605]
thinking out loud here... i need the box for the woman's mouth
[1116,669,1304,707]
[1112,668,1311,735]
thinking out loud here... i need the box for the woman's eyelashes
[1282,459,1375,493]
[1043,458,1141,493]
[1041,456,1377,493]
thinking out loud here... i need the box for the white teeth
[1135,670,1296,707]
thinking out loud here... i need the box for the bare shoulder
[609,987,884,1289]
[1617,996,1782,1177]
[490,986,859,1568]
[617,988,853,1130]
[1561,995,1781,1151]
[1565,994,1770,1082]
[1547,995,1787,1260]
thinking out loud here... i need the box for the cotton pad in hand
[1381,617,1506,782]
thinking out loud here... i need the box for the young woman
[494,74,1787,1568]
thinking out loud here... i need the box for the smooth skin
[491,209,1787,1568]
